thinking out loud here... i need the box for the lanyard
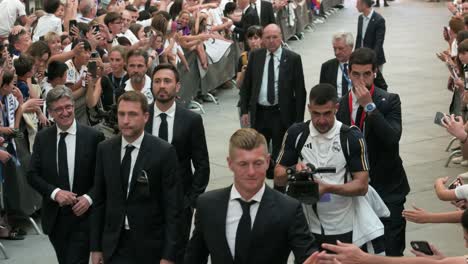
[111,73,126,92]
[348,84,375,130]
[339,63,351,84]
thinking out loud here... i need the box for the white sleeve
[455,184,468,200]
[16,0,26,17]
[137,19,152,27]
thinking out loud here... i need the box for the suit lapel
[72,124,82,191]
[128,133,149,197]
[278,49,288,94]
[357,15,363,41]
[332,58,339,83]
[338,94,352,126]
[214,187,235,262]
[172,104,183,145]
[112,136,126,197]
[49,126,62,188]
[250,186,275,246]
[364,13,376,41]
[254,50,267,98]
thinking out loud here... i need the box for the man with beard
[145,64,210,264]
[336,48,409,257]
[118,9,139,45]
[124,49,154,104]
[274,84,385,254]
[90,91,182,264]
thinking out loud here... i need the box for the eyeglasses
[350,70,373,79]
[51,104,74,114]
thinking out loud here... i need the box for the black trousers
[380,199,406,256]
[49,208,90,264]
[176,207,194,264]
[253,105,287,160]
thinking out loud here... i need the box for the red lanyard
[348,85,375,130]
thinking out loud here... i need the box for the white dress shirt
[0,0,26,37]
[225,184,265,258]
[124,74,154,104]
[336,61,350,98]
[33,13,62,42]
[50,120,93,205]
[254,0,262,20]
[350,89,360,123]
[258,47,282,106]
[361,9,374,47]
[121,131,145,229]
[152,102,176,143]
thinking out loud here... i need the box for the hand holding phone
[410,241,434,255]
[434,112,449,127]
[448,177,463,189]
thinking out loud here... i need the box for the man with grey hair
[77,0,97,24]
[27,86,105,264]
[320,32,387,99]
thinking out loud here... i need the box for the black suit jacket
[319,58,388,92]
[240,48,306,127]
[355,11,386,65]
[27,123,105,235]
[145,103,210,208]
[185,186,318,264]
[90,133,182,263]
[336,87,410,202]
[235,1,276,41]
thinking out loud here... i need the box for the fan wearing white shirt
[125,49,154,104]
[33,0,63,42]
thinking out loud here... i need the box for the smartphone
[410,241,433,255]
[69,20,77,36]
[92,25,100,33]
[91,51,99,59]
[434,112,448,127]
[88,61,97,78]
[449,177,463,189]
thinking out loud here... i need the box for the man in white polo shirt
[275,83,386,255]
[124,49,154,104]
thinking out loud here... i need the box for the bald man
[240,24,306,167]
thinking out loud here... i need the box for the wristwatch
[364,102,376,113]
[107,38,114,44]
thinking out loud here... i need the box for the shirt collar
[154,102,176,118]
[350,89,358,105]
[125,75,151,91]
[57,119,77,136]
[230,183,265,203]
[268,46,282,59]
[309,118,339,139]
[365,9,374,20]
[121,131,145,151]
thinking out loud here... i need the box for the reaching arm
[403,205,462,224]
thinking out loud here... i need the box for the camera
[286,163,336,205]
[96,105,119,133]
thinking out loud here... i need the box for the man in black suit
[355,0,386,70]
[144,64,210,264]
[240,24,306,160]
[234,0,276,42]
[320,31,387,99]
[90,91,182,264]
[185,128,318,264]
[27,86,105,264]
[336,48,410,257]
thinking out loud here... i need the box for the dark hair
[462,209,468,230]
[125,4,138,12]
[44,0,61,13]
[151,14,168,35]
[148,6,158,15]
[152,63,180,82]
[1,71,14,87]
[458,30,468,44]
[361,0,373,7]
[14,55,34,76]
[8,29,28,54]
[169,0,184,20]
[96,8,107,17]
[76,22,90,36]
[60,35,70,43]
[309,83,338,105]
[26,41,51,61]
[126,48,148,64]
[104,12,122,27]
[224,2,237,16]
[138,10,151,21]
[117,36,132,46]
[129,23,143,39]
[246,25,263,39]
[71,39,92,52]
[47,61,68,81]
[155,10,171,21]
[450,17,465,35]
[349,48,377,72]
[118,91,149,113]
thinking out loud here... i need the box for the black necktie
[159,113,168,142]
[58,132,70,190]
[267,53,275,105]
[250,3,260,25]
[121,145,135,194]
[235,199,257,264]
[342,63,349,97]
